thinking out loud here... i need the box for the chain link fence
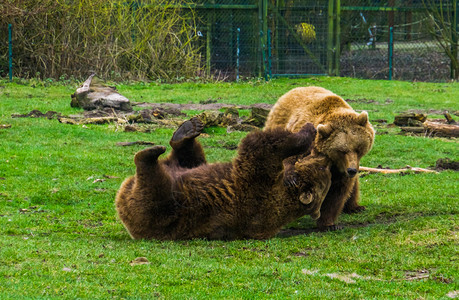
[340,0,452,81]
[193,1,260,79]
[192,0,331,80]
[193,0,456,82]
[2,0,457,81]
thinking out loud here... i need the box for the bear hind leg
[167,117,206,169]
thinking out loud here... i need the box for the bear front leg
[315,175,351,231]
[166,117,206,169]
[342,178,366,213]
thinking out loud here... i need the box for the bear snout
[347,168,358,178]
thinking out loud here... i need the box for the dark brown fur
[115,119,332,240]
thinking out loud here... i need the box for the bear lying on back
[115,118,332,240]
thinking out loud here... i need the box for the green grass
[0,77,458,299]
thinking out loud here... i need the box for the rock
[71,74,132,111]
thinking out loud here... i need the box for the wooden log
[359,166,438,174]
[116,141,155,147]
[444,112,455,124]
[58,117,127,125]
[423,121,459,138]
[393,113,427,127]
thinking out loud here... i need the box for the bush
[0,0,202,81]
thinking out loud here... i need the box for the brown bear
[115,118,332,240]
[264,86,375,231]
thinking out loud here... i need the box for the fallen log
[423,121,459,138]
[393,113,427,127]
[359,166,438,174]
[399,121,459,138]
[58,117,127,125]
[116,141,155,147]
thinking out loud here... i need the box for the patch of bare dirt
[133,102,273,111]
[12,110,62,119]
[435,158,459,171]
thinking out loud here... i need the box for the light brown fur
[115,119,332,240]
[265,86,375,230]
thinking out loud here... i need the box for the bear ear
[357,111,369,126]
[299,192,313,205]
[317,124,332,138]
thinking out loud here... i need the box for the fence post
[327,0,335,75]
[268,29,272,79]
[389,26,394,80]
[236,28,240,82]
[452,0,458,79]
[258,0,268,80]
[8,24,13,81]
[335,0,341,76]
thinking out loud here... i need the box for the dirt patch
[133,102,273,111]
[346,98,393,105]
[435,158,459,171]
[12,110,62,119]
[11,103,272,133]
[404,109,450,115]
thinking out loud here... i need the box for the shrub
[0,0,202,81]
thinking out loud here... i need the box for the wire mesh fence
[268,0,330,76]
[191,0,331,80]
[193,1,260,80]
[193,0,456,81]
[340,0,453,81]
[1,0,457,81]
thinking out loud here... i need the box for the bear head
[314,111,375,178]
[293,155,332,220]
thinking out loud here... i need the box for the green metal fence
[193,0,458,81]
[2,0,457,81]
[191,0,335,80]
[339,0,457,81]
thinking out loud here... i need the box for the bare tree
[422,0,458,79]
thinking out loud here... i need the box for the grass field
[0,76,458,298]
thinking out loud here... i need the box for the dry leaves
[130,257,150,266]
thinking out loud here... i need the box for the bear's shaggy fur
[115,118,332,240]
[264,86,375,230]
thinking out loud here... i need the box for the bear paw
[291,123,317,150]
[170,117,204,148]
[343,205,366,214]
[134,146,167,164]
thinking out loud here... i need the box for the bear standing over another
[115,118,332,240]
[264,86,375,231]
